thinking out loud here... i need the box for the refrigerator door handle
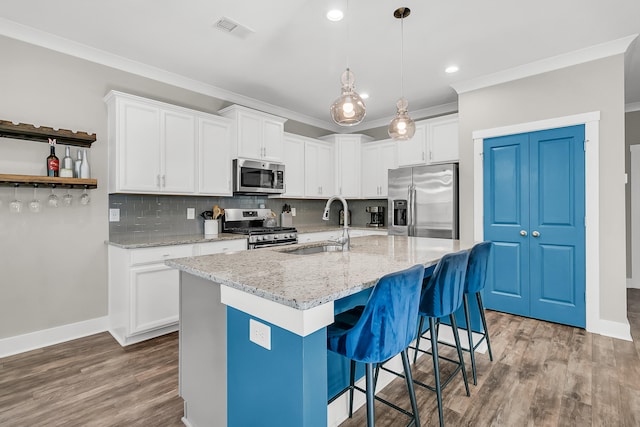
[407,185,413,236]
[411,185,417,236]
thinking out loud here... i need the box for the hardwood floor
[1,290,639,426]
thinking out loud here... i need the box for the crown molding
[451,34,639,95]
[0,17,338,131]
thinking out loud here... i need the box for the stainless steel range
[222,208,298,249]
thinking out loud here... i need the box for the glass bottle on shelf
[80,149,91,179]
[46,139,59,177]
[74,149,83,178]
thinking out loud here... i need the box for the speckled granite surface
[166,235,469,310]
[106,233,247,249]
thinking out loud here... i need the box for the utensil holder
[204,219,219,238]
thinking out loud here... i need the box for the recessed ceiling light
[327,9,344,21]
[445,65,459,74]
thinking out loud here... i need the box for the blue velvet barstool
[327,264,425,427]
[412,250,470,427]
[462,241,494,385]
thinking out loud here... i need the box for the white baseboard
[0,316,108,358]
[593,318,632,341]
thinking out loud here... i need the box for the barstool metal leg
[450,314,470,397]
[401,349,421,427]
[476,292,493,361]
[349,359,356,418]
[414,316,425,363]
[365,363,375,427]
[429,317,444,427]
[462,293,478,385]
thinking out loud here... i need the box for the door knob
[532,231,540,237]
[520,230,528,237]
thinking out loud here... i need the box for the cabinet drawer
[194,239,247,255]
[130,244,193,266]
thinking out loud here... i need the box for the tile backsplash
[109,194,387,239]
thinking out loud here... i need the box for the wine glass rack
[0,119,98,189]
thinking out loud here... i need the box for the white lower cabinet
[108,238,247,346]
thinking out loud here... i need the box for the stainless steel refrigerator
[387,163,459,239]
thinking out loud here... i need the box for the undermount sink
[282,244,343,255]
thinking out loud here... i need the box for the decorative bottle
[60,146,74,177]
[80,149,91,179]
[46,138,59,177]
[74,149,83,178]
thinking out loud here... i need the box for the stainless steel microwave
[233,158,285,194]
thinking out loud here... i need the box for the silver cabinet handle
[162,175,166,187]
[156,175,160,187]
[520,230,528,236]
[532,231,540,237]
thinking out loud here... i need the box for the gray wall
[458,55,627,325]
[626,110,640,277]
[0,34,380,339]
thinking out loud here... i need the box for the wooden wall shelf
[0,174,97,189]
[0,120,96,148]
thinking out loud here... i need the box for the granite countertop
[166,235,467,310]
[295,225,387,233]
[106,233,247,249]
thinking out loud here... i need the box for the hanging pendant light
[330,0,366,126]
[388,7,415,140]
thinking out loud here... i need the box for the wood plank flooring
[1,290,640,426]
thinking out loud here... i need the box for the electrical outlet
[291,207,296,217]
[109,208,120,222]
[187,207,195,219]
[249,319,271,350]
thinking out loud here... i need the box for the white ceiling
[1,0,640,133]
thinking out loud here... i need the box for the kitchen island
[167,235,469,427]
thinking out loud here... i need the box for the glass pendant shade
[388,97,416,140]
[330,68,366,126]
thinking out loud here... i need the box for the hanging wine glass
[62,188,73,207]
[80,186,90,205]
[47,186,59,208]
[29,185,42,213]
[9,184,23,214]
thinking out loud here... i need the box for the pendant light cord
[346,0,351,85]
[400,13,404,99]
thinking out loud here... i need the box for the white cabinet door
[361,140,397,198]
[377,141,397,197]
[305,140,335,197]
[162,109,196,193]
[117,99,161,192]
[130,264,179,335]
[335,138,361,198]
[396,123,427,167]
[282,134,306,197]
[197,116,232,195]
[236,110,263,160]
[427,114,459,163]
[262,117,285,161]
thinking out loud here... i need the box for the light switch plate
[187,207,195,219]
[291,207,296,217]
[249,319,271,350]
[109,208,120,222]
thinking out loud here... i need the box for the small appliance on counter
[339,209,351,226]
[222,208,297,249]
[365,206,385,227]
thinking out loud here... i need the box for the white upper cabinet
[426,113,459,164]
[105,92,196,194]
[361,139,397,198]
[396,113,459,166]
[396,123,427,167]
[218,105,287,162]
[305,139,335,198]
[281,133,306,197]
[105,91,233,195]
[320,134,372,199]
[197,115,233,195]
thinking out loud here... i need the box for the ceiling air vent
[214,17,254,38]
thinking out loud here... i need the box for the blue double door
[483,125,586,328]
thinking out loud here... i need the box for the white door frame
[472,112,600,334]
[630,145,640,289]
